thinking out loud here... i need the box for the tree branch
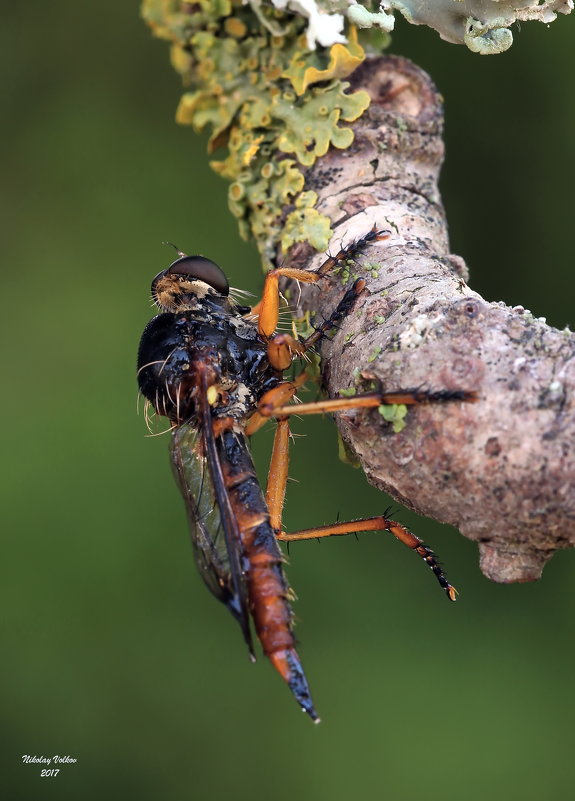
[289,55,575,583]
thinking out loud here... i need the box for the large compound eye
[166,255,229,296]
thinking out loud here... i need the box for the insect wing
[171,425,229,604]
[170,421,254,656]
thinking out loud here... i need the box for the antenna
[162,241,187,258]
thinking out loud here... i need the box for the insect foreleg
[299,278,367,353]
[277,517,457,602]
[263,266,371,369]
[254,227,390,368]
[257,267,323,339]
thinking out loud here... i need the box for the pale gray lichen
[378,0,573,53]
[263,0,573,54]
[347,1,394,30]
[249,0,348,47]
[399,312,444,349]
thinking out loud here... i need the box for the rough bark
[288,55,575,583]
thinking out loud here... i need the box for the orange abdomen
[218,428,317,720]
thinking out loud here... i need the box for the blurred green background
[2,2,574,799]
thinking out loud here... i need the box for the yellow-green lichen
[141,0,372,268]
[282,28,365,95]
[378,403,408,433]
[337,431,361,468]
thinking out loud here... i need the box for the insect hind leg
[277,515,457,601]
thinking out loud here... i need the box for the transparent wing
[170,421,254,656]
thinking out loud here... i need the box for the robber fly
[137,230,476,721]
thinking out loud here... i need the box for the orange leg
[246,381,299,437]
[245,372,311,436]
[277,516,457,602]
[299,278,366,352]
[253,384,471,599]
[257,388,478,420]
[258,267,323,339]
[264,418,291,533]
[264,274,371,370]
[261,276,369,371]
[314,227,390,278]
[266,333,306,372]
[253,227,390,369]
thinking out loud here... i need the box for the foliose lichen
[142,0,371,267]
[262,1,573,55]
[380,0,573,55]
[378,402,408,433]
